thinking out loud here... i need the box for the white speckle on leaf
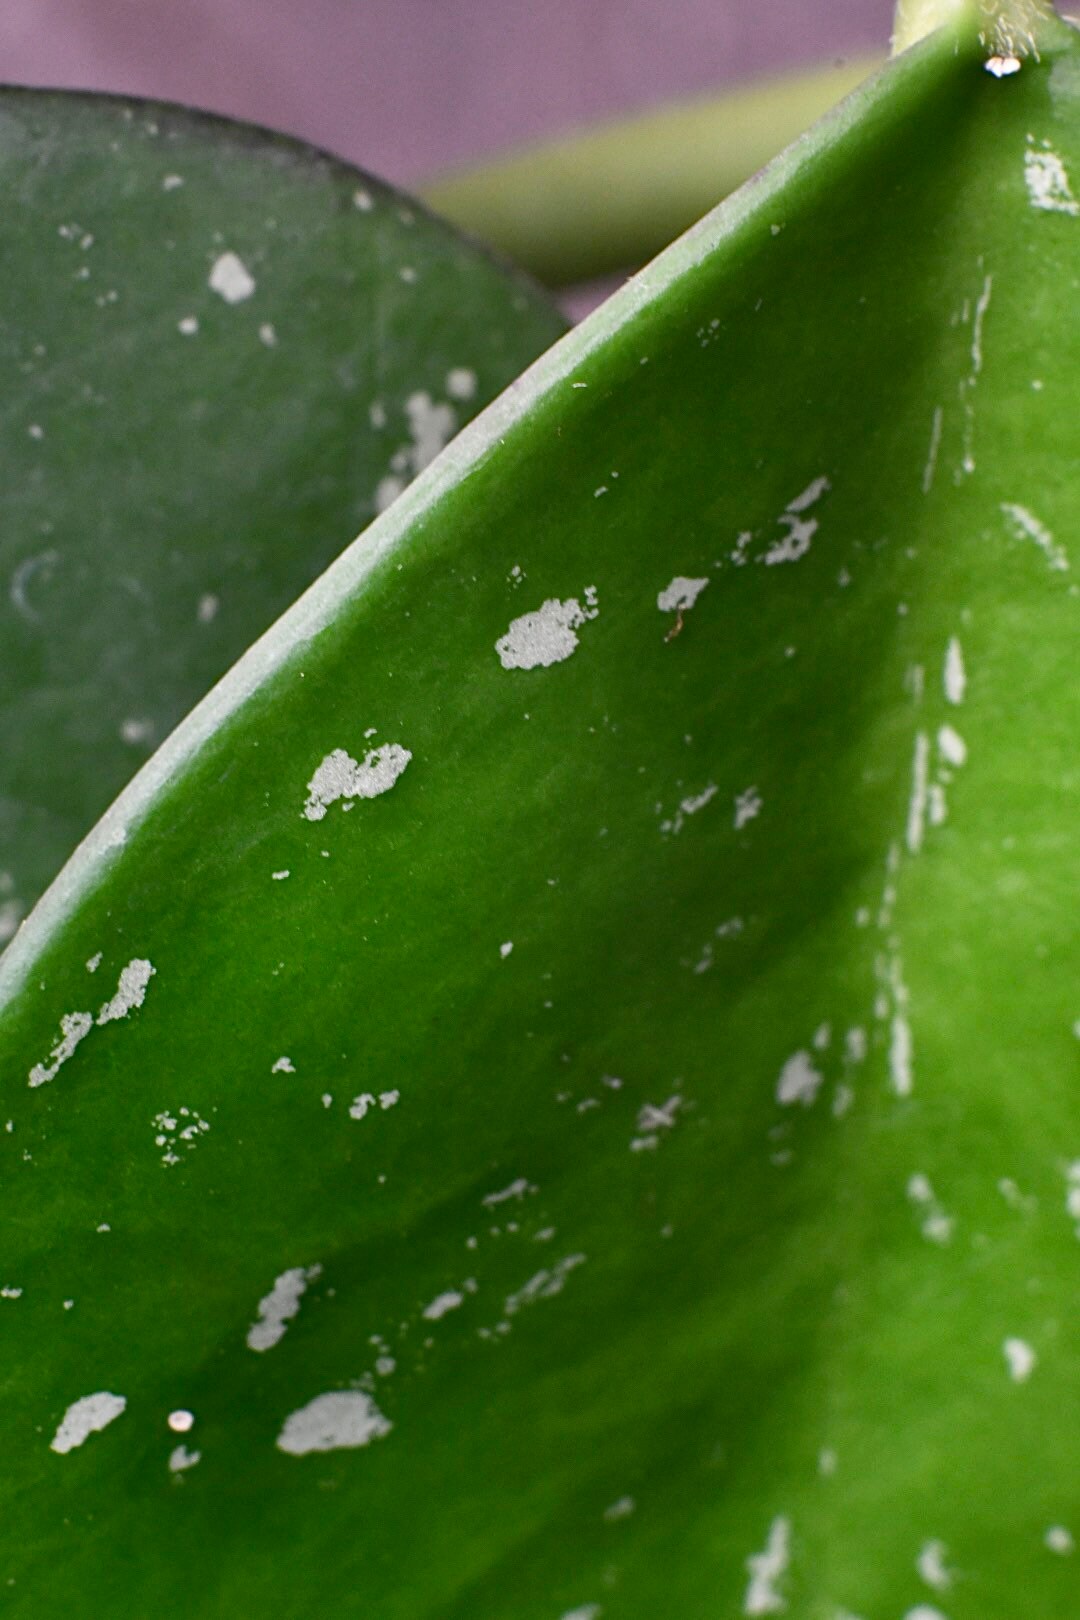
[917,1540,953,1592]
[259,322,277,348]
[657,576,709,614]
[1001,502,1069,571]
[604,1496,636,1521]
[162,173,184,191]
[120,717,153,746]
[744,1515,791,1614]
[504,1253,586,1316]
[1,1285,23,1299]
[483,1177,535,1207]
[787,475,830,513]
[901,1609,949,1620]
[998,1176,1036,1212]
[985,53,1022,76]
[1046,1525,1074,1554]
[496,592,599,671]
[247,1264,322,1352]
[208,251,256,303]
[906,1172,952,1244]
[661,782,718,836]
[97,958,155,1025]
[1003,1336,1036,1382]
[153,1107,210,1167]
[970,273,993,377]
[560,1607,602,1620]
[845,1027,868,1064]
[906,732,930,854]
[169,1444,201,1473]
[890,1014,914,1097]
[375,474,405,513]
[51,1392,126,1454]
[500,941,514,959]
[730,530,754,567]
[349,1094,375,1120]
[906,663,925,705]
[177,315,199,336]
[445,367,477,400]
[776,1051,824,1108]
[371,390,459,506]
[1024,143,1079,215]
[922,405,944,493]
[938,725,967,768]
[944,637,966,704]
[761,477,830,566]
[271,1056,295,1074]
[272,870,289,881]
[423,1290,464,1322]
[0,897,22,944]
[1064,1161,1080,1236]
[29,1010,93,1087]
[683,785,718,819]
[734,786,763,830]
[167,1409,195,1433]
[404,390,455,472]
[277,1390,392,1455]
[302,743,412,821]
[197,592,219,623]
[637,1096,682,1133]
[379,1090,399,1110]
[353,188,373,211]
[631,1094,684,1151]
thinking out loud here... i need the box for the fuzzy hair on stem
[892,0,1057,57]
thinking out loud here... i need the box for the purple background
[2,0,895,185]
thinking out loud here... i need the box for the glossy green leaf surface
[1,16,1079,1618]
[0,89,566,937]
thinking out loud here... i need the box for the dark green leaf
[0,89,566,934]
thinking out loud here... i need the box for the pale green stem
[419,56,881,289]
[892,0,971,53]
[892,0,1058,55]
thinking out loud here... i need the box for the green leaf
[0,89,566,938]
[2,13,1079,1617]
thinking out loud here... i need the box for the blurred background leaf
[0,88,565,936]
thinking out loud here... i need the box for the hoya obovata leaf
[0,88,566,940]
[0,13,1078,1618]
